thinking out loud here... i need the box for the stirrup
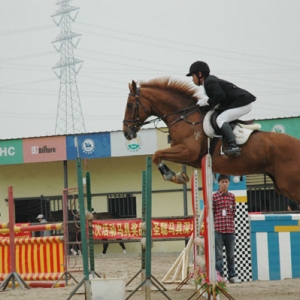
[224,146,241,156]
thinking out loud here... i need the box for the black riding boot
[220,122,241,156]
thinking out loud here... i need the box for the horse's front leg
[152,144,196,184]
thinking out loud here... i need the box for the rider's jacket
[204,75,256,111]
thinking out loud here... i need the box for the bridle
[123,87,203,133]
[123,87,159,133]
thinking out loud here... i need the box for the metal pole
[63,160,68,189]
[86,172,99,278]
[74,137,91,299]
[182,165,188,246]
[145,157,152,299]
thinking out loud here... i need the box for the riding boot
[220,122,241,156]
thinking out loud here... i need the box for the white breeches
[216,103,252,128]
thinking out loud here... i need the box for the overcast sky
[0,0,299,139]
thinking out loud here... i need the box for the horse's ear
[129,80,137,94]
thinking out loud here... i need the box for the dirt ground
[1,252,300,300]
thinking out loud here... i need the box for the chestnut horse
[123,77,300,202]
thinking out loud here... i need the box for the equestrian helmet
[186,61,210,76]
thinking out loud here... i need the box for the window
[13,196,51,223]
[107,193,136,218]
[246,174,298,212]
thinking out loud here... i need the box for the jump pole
[52,188,80,288]
[86,171,100,278]
[174,170,204,290]
[125,157,170,300]
[0,186,30,291]
[66,137,91,300]
[0,223,62,234]
[201,154,216,285]
[191,154,234,300]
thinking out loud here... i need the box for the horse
[122,77,300,202]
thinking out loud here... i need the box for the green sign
[0,140,23,165]
[258,117,300,139]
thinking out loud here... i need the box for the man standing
[213,174,241,283]
[36,214,51,237]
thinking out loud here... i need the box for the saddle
[203,109,261,146]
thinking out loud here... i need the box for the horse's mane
[139,77,199,101]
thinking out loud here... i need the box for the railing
[247,185,299,212]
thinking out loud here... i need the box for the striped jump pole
[0,223,8,229]
[200,154,234,300]
[0,223,62,234]
[201,154,216,286]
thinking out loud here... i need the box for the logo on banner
[125,135,142,152]
[31,146,56,154]
[271,124,285,133]
[0,147,15,157]
[82,139,95,155]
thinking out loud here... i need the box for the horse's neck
[146,88,190,121]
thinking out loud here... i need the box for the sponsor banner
[92,217,193,239]
[23,136,67,163]
[66,133,111,160]
[110,129,157,157]
[259,117,300,139]
[0,139,23,165]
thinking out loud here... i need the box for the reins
[167,105,202,129]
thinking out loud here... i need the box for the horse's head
[123,80,150,140]
[123,77,205,141]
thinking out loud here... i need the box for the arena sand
[1,253,300,300]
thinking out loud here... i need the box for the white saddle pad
[203,110,261,145]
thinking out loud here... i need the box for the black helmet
[186,61,210,76]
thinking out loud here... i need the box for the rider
[186,61,256,156]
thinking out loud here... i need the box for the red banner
[92,217,193,240]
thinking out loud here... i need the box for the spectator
[213,174,241,283]
[36,214,51,237]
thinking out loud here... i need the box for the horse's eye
[127,103,133,108]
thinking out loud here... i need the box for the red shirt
[213,189,236,233]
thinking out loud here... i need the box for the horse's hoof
[173,172,189,184]
[163,170,175,181]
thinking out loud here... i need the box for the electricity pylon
[51,0,86,135]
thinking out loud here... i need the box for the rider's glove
[197,98,209,107]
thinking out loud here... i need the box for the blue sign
[66,133,111,160]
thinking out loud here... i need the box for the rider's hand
[197,98,209,107]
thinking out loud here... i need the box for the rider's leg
[217,104,252,126]
[217,104,252,155]
[220,122,241,155]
